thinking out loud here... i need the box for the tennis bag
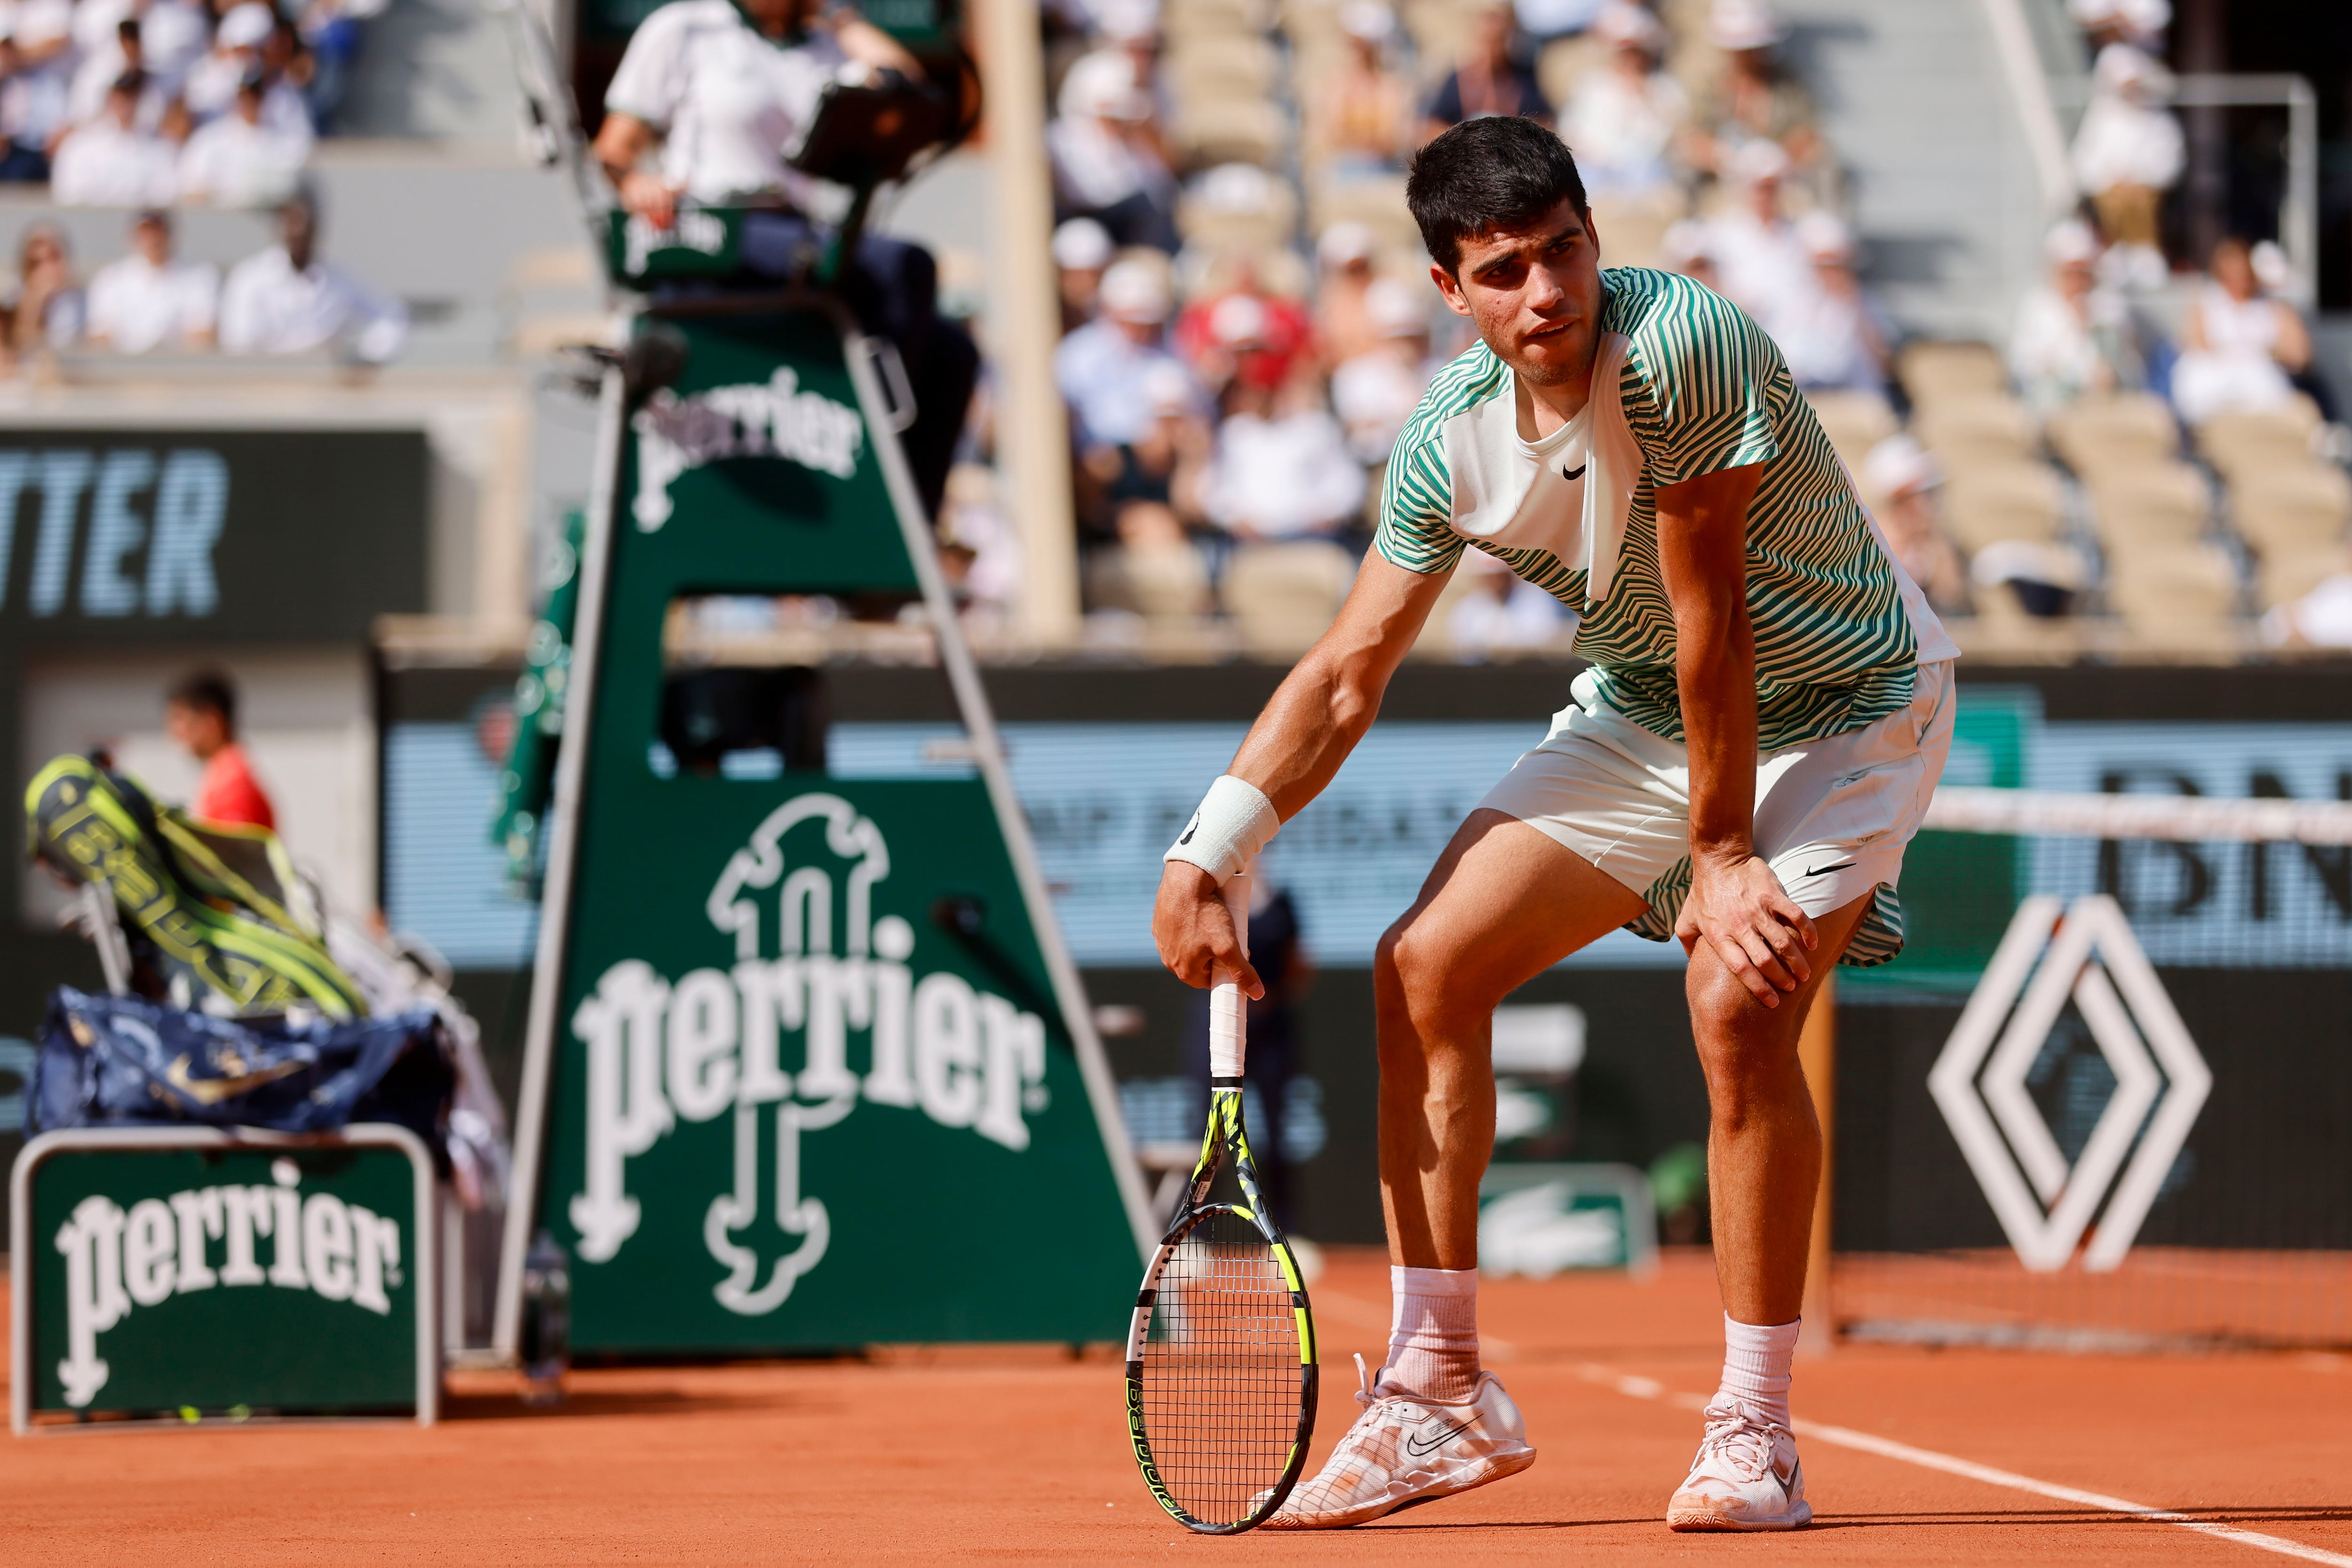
[28,987,455,1153]
[25,755,366,1021]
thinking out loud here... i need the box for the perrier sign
[12,1127,437,1429]
[503,304,1147,1357]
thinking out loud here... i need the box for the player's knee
[1376,918,1455,1011]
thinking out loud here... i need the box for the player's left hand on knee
[1677,853,1818,1006]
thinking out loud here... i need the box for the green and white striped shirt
[1378,266,1947,751]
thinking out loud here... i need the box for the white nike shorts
[1477,660,1956,967]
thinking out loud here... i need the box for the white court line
[1578,1365,2352,1568]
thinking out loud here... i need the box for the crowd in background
[1015,0,2346,655]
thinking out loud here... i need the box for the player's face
[1432,199,1603,390]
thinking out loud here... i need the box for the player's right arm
[1152,553,1451,996]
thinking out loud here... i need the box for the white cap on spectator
[1864,433,1942,500]
[1143,359,1195,416]
[1725,138,1791,187]
[2044,217,2102,266]
[1707,0,1784,51]
[1796,210,1853,261]
[2068,0,2169,37]
[1100,257,1172,322]
[217,3,277,49]
[1210,292,1270,348]
[1660,218,1713,271]
[1366,278,1428,339]
[2250,239,2291,295]
[1192,161,1280,215]
[1053,217,1114,271]
[1340,0,1396,40]
[1318,220,1377,269]
[1593,1,1664,51]
[1059,49,1150,121]
[1094,0,1160,43]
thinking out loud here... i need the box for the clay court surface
[3,1251,2346,1566]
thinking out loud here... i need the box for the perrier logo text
[52,1156,404,1407]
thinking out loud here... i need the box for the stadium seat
[1171,100,1291,173]
[1177,162,1301,252]
[1222,539,1358,654]
[2231,466,2352,552]
[1309,173,1423,258]
[2195,397,2323,479]
[1586,195,1675,270]
[1914,395,2036,470]
[1897,341,2007,409]
[1940,463,2065,551]
[1166,36,1280,103]
[1803,390,1899,477]
[2104,543,2246,652]
[1537,34,1609,110]
[1086,543,1214,623]
[1402,0,1481,74]
[2257,543,2346,612]
[2045,393,2178,478]
[1164,0,1270,42]
[2084,463,2210,548]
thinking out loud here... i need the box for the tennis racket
[1124,868,1319,1534]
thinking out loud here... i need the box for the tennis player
[1155,116,1955,1531]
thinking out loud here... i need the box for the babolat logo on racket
[568,793,1052,1316]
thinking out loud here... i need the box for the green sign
[604,208,746,289]
[11,1127,437,1429]
[502,307,1147,1357]
[1478,1163,1658,1278]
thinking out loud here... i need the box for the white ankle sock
[1717,1313,1799,1429]
[1383,1266,1480,1401]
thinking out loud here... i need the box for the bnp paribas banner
[517,308,1143,1355]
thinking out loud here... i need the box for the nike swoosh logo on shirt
[1803,860,1857,878]
[1561,462,1587,482]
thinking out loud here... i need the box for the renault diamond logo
[1927,894,2211,1274]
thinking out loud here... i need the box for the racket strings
[1138,1209,1302,1526]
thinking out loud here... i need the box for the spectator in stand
[166,671,275,830]
[1055,255,1197,450]
[2009,218,2140,414]
[185,2,280,123]
[1770,211,1892,394]
[1079,359,1209,543]
[52,74,181,207]
[178,69,305,206]
[78,0,212,99]
[1421,2,1548,144]
[1175,250,1312,394]
[1047,48,1177,253]
[1199,362,1366,544]
[1686,0,1829,204]
[2068,0,2168,56]
[1304,1,1410,176]
[2170,235,2313,426]
[0,0,81,181]
[219,192,407,362]
[2261,555,2352,649]
[1512,0,1604,46]
[1330,276,1434,466]
[1051,216,1112,333]
[1862,434,1968,614]
[1557,2,1687,204]
[258,13,319,138]
[1660,216,1721,293]
[1447,546,1567,654]
[1704,139,1810,322]
[86,208,217,352]
[70,20,167,130]
[2072,43,2180,290]
[296,0,389,130]
[1312,220,1382,365]
[3,223,83,355]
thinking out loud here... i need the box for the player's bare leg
[1668,888,1873,1532]
[1269,811,1642,1528]
[1375,809,1646,1275]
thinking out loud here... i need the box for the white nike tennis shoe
[1666,1395,1812,1531]
[1260,1354,1536,1529]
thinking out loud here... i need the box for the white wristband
[1164,775,1280,885]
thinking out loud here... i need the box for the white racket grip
[1209,870,1251,1081]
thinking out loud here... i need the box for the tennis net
[1828,785,2352,1352]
